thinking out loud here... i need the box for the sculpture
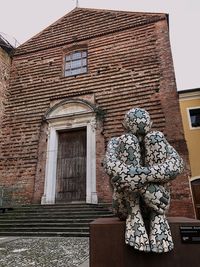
[104,108,184,253]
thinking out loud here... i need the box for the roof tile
[15,7,166,55]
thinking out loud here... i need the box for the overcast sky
[0,0,199,91]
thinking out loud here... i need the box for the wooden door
[56,128,86,203]
[191,179,200,219]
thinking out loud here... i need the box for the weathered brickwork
[0,46,11,133]
[154,20,194,217]
[0,8,194,216]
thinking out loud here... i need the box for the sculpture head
[123,108,152,136]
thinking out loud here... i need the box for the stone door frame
[41,99,97,204]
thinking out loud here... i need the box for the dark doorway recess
[56,128,86,203]
[191,179,200,219]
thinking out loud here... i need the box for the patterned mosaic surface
[104,108,184,253]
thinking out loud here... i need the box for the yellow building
[179,88,200,219]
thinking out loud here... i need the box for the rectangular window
[64,50,87,77]
[189,108,200,128]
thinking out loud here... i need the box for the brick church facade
[0,8,194,217]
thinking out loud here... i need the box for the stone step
[9,207,108,213]
[14,204,108,208]
[0,214,113,220]
[0,218,93,224]
[1,210,112,216]
[0,203,114,237]
[0,227,89,232]
[0,222,89,227]
[0,216,113,222]
[18,204,110,209]
[0,232,90,237]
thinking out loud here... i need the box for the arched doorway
[41,99,97,204]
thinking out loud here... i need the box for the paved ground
[0,237,89,267]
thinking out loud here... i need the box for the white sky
[0,0,200,91]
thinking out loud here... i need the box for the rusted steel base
[90,217,200,267]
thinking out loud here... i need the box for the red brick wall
[154,20,194,217]
[0,47,11,133]
[0,11,194,217]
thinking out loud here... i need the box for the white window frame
[64,50,88,77]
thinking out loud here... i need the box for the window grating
[64,50,87,77]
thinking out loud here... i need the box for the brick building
[0,35,13,132]
[0,8,194,217]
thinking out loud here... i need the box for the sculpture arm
[104,141,183,192]
[143,130,184,183]
[112,152,183,191]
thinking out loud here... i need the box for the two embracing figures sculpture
[104,108,184,253]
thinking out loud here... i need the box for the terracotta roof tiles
[15,7,166,55]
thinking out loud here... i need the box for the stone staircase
[0,203,114,237]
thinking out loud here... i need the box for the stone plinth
[90,217,200,267]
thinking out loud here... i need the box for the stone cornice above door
[44,98,96,122]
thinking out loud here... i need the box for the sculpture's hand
[139,184,170,215]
